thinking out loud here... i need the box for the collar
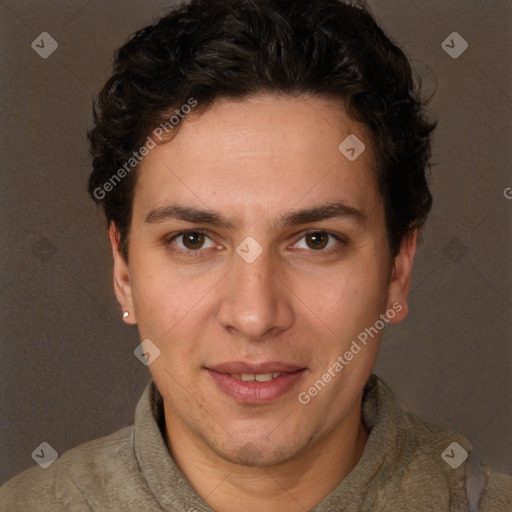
[132,374,468,511]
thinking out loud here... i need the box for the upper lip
[207,362,305,374]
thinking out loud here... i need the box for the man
[1,0,511,510]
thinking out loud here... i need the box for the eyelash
[166,230,348,258]
[293,232,347,252]
[166,230,213,258]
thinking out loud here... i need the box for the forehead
[133,94,380,225]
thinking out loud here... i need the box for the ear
[109,223,137,325]
[385,230,418,324]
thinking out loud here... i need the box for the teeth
[232,373,283,382]
[255,373,273,382]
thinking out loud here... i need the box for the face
[112,94,416,467]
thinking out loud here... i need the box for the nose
[216,245,294,341]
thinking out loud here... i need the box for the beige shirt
[1,375,511,511]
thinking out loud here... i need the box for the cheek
[130,258,217,339]
[294,262,389,337]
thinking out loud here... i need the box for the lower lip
[206,369,306,404]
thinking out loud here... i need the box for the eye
[293,231,344,251]
[169,231,217,251]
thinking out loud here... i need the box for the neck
[164,400,368,512]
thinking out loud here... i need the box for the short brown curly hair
[88,0,435,259]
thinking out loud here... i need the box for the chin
[211,432,307,467]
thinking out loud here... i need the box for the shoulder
[370,378,512,510]
[369,376,472,482]
[390,410,471,508]
[478,464,512,512]
[0,426,138,511]
[360,376,471,509]
[396,405,512,510]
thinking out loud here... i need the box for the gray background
[1,0,511,486]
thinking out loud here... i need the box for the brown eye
[305,232,329,250]
[168,231,217,255]
[182,232,206,250]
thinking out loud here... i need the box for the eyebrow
[145,205,234,229]
[279,201,365,227]
[144,201,365,229]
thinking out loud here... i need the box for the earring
[123,311,130,319]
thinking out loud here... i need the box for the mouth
[205,362,307,404]
[229,372,287,382]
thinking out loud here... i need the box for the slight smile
[206,362,308,405]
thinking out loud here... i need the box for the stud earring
[123,311,130,319]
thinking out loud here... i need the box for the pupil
[308,232,327,250]
[185,233,204,249]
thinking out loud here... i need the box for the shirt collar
[133,380,215,511]
[133,374,410,511]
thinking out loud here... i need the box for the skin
[110,94,417,512]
